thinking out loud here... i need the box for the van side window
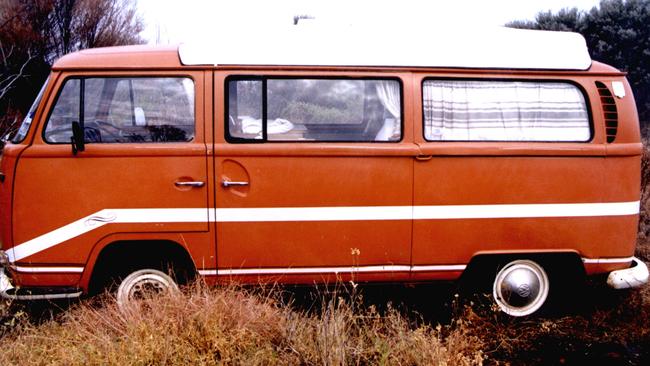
[422,80,591,142]
[44,77,195,143]
[227,78,402,142]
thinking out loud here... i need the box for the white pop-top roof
[179,26,592,70]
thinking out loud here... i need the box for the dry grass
[0,283,484,365]
[3,279,650,365]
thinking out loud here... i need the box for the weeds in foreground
[0,298,28,337]
[2,274,650,365]
[0,282,484,365]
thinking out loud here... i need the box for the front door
[11,71,210,285]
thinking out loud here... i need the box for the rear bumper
[606,257,649,289]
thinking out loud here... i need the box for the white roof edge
[179,26,592,70]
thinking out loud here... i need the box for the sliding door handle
[221,180,249,187]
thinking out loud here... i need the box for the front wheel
[116,268,179,311]
[492,259,549,317]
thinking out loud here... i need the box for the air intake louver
[596,81,618,143]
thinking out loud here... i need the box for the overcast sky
[137,0,602,44]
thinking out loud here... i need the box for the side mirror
[71,121,85,155]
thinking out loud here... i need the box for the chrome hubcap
[493,260,549,316]
[499,267,540,308]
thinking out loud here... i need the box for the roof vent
[596,81,618,143]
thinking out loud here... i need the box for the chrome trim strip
[410,264,468,272]
[198,264,466,276]
[12,266,84,274]
[582,256,635,264]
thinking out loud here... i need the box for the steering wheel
[85,121,123,142]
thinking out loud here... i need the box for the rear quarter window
[422,79,591,142]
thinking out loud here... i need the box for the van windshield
[10,78,49,143]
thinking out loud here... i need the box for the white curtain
[375,81,401,119]
[423,80,591,142]
[375,81,401,141]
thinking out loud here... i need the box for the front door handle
[221,180,249,188]
[0,172,4,183]
[174,181,205,188]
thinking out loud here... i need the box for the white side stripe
[413,201,640,219]
[214,206,413,222]
[9,215,112,264]
[7,201,639,262]
[198,264,466,276]
[8,208,209,262]
[218,202,639,223]
[113,209,209,223]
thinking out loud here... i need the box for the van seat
[240,117,294,135]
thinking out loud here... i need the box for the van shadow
[277,281,462,325]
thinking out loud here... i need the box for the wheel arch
[84,239,197,294]
[460,251,586,289]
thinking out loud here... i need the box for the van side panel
[412,73,640,277]
[412,156,634,265]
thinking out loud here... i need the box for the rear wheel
[116,268,179,311]
[492,259,549,317]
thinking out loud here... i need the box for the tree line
[508,0,650,124]
[0,0,143,139]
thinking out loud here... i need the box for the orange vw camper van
[0,28,647,316]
